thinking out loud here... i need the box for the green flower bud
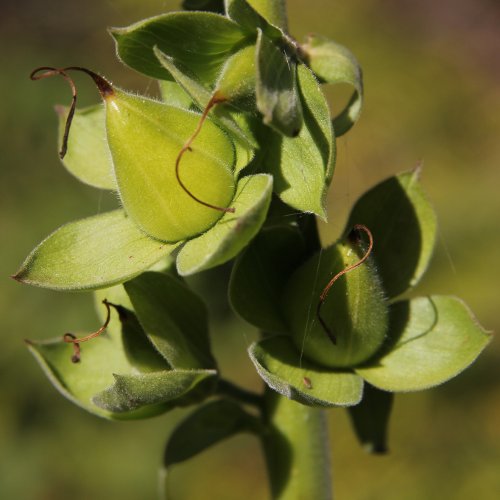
[31,66,237,243]
[104,89,236,242]
[283,232,388,368]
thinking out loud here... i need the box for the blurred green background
[1,0,499,499]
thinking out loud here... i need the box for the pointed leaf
[163,399,260,467]
[110,12,249,82]
[303,34,363,136]
[346,169,437,298]
[245,0,288,31]
[93,369,217,413]
[257,64,334,216]
[256,29,303,136]
[356,296,492,392]
[105,90,236,242]
[56,104,116,189]
[347,384,393,454]
[13,210,179,291]
[176,174,273,275]
[249,336,364,407]
[229,225,307,333]
[158,80,193,109]
[26,307,172,420]
[124,272,215,369]
[225,0,283,38]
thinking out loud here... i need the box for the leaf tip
[10,272,24,283]
[107,26,124,39]
[364,443,388,455]
[412,160,424,180]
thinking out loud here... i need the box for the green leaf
[346,168,437,298]
[56,104,116,190]
[25,306,173,420]
[93,369,217,413]
[105,90,236,242]
[13,210,179,291]
[110,12,249,83]
[163,399,259,467]
[303,34,363,136]
[282,237,388,369]
[347,384,393,454]
[158,80,193,109]
[245,0,288,31]
[124,272,216,369]
[176,174,273,275]
[225,0,283,38]
[229,225,307,333]
[257,63,334,217]
[255,29,303,137]
[249,336,363,407]
[356,296,492,392]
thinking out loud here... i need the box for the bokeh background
[1,0,499,499]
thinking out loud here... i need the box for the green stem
[261,390,333,499]
[216,378,264,409]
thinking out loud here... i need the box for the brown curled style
[174,92,236,214]
[30,66,113,160]
[316,224,374,345]
[63,299,113,363]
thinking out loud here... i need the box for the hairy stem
[261,389,333,499]
[216,378,264,409]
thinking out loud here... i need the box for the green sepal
[249,336,364,407]
[245,0,288,31]
[124,272,216,369]
[229,225,308,333]
[257,63,334,217]
[176,174,273,275]
[108,305,172,373]
[256,29,303,137]
[25,304,180,420]
[303,34,363,136]
[158,80,193,109]
[110,12,249,83]
[347,384,393,454]
[356,296,492,392]
[93,369,217,413]
[163,399,260,467]
[56,104,116,190]
[12,210,179,291]
[346,168,437,298]
[225,0,283,38]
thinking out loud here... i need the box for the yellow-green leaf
[176,174,273,275]
[56,104,116,189]
[356,296,492,392]
[13,210,178,291]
